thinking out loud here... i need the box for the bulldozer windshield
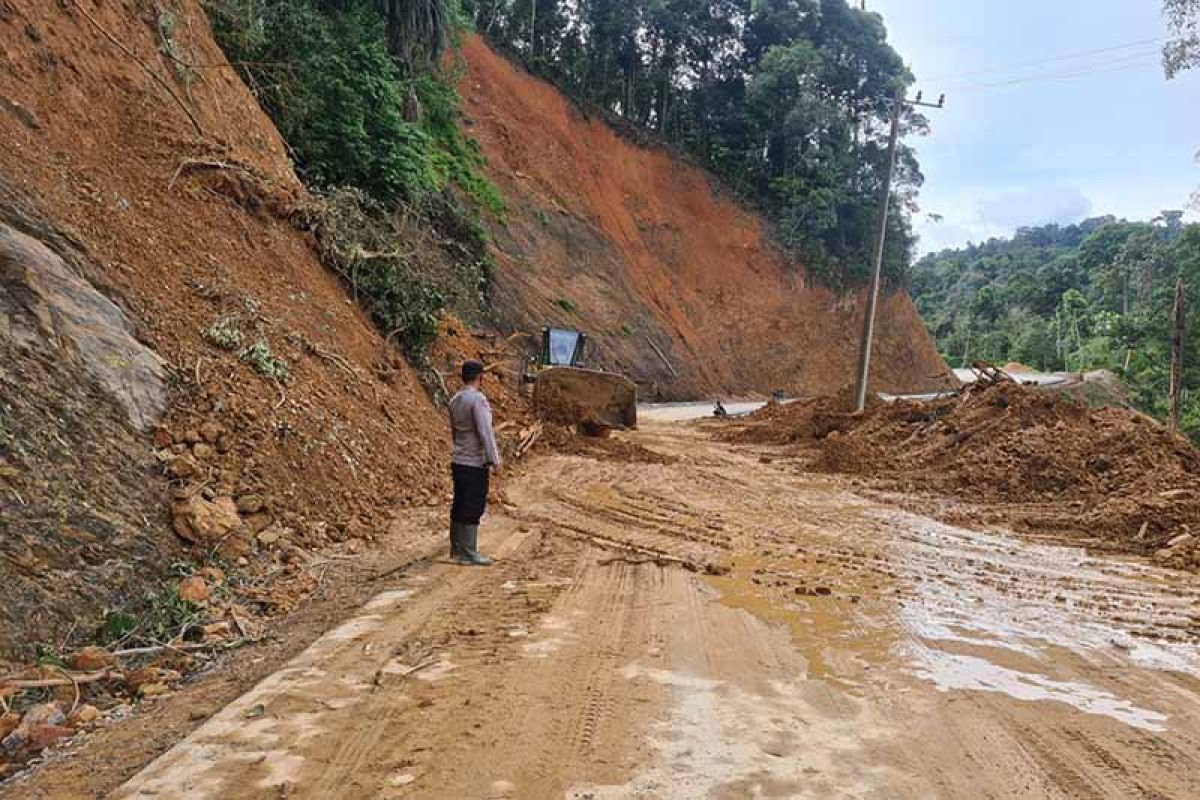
[545,328,584,367]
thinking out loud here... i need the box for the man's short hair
[462,360,485,382]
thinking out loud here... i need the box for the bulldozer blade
[533,367,638,432]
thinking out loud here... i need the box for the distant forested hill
[910,213,1200,437]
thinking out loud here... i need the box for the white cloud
[915,186,1092,254]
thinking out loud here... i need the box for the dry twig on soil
[66,0,205,137]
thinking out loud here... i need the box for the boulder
[199,421,223,444]
[0,223,166,431]
[173,496,243,545]
[1,703,66,754]
[236,494,266,515]
[168,455,200,479]
[244,512,274,534]
[256,523,287,546]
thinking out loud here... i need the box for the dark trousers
[450,463,489,525]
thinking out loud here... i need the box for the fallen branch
[645,337,679,378]
[168,157,256,191]
[370,554,431,583]
[516,421,544,459]
[110,638,251,658]
[52,665,81,716]
[66,0,205,137]
[0,669,122,691]
[548,522,702,572]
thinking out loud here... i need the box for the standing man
[448,360,501,566]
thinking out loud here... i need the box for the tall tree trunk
[1169,276,1186,433]
[529,0,536,61]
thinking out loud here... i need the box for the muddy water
[569,423,1200,798]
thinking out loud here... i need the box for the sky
[868,0,1200,254]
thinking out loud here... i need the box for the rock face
[0,222,166,431]
[0,185,180,661]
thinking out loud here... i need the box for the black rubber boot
[458,524,493,566]
[449,521,467,559]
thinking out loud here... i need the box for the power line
[924,35,1174,82]
[950,55,1164,92]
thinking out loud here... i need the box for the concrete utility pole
[852,91,944,413]
[1169,275,1186,433]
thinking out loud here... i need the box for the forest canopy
[911,215,1200,439]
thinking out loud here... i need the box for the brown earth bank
[459,35,954,401]
[719,382,1200,568]
[0,0,451,662]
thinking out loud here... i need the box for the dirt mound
[727,382,1200,559]
[541,424,675,465]
[459,36,954,401]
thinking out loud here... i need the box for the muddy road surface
[52,423,1200,798]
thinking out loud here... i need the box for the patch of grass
[203,317,245,351]
[98,609,138,644]
[556,297,578,313]
[620,323,635,336]
[240,341,290,382]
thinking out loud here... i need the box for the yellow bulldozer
[523,327,637,433]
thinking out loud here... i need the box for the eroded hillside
[461,36,952,400]
[0,1,447,660]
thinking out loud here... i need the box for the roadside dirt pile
[0,1,449,661]
[725,383,1200,562]
[459,36,954,400]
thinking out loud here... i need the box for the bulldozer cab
[540,327,586,368]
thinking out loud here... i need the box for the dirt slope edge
[461,35,953,400]
[0,1,448,660]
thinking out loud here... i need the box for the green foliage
[34,643,68,669]
[99,610,139,644]
[240,341,291,382]
[205,0,503,375]
[98,585,205,647]
[555,297,578,313]
[206,0,499,210]
[911,213,1200,441]
[313,189,454,362]
[1164,0,1200,78]
[203,317,245,351]
[468,0,919,284]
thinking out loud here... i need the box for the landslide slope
[0,1,446,659]
[461,36,952,400]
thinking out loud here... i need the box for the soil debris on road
[722,382,1200,564]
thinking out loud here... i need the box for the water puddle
[913,648,1169,731]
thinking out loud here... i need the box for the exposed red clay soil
[0,1,451,659]
[721,383,1200,565]
[460,35,954,400]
